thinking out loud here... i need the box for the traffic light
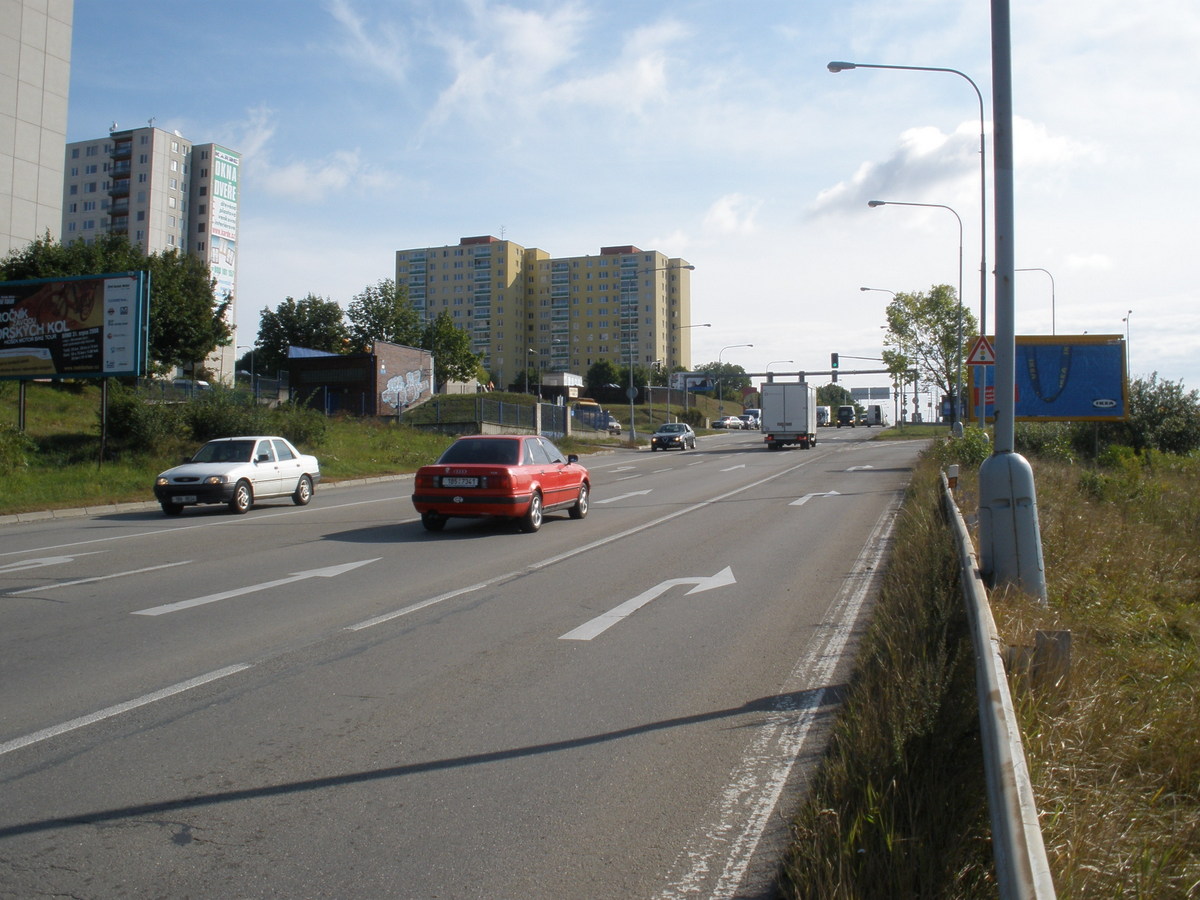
[831,352,839,382]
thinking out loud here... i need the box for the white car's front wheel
[230,480,253,514]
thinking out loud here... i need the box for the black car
[650,422,697,451]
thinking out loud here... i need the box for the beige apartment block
[62,126,241,382]
[396,235,693,388]
[1,0,73,255]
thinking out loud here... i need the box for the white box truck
[864,403,885,427]
[761,382,818,450]
[816,405,831,427]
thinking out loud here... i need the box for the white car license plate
[173,495,197,504]
[442,476,478,488]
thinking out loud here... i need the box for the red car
[412,435,590,533]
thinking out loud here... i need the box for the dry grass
[988,455,1200,898]
[781,444,1200,898]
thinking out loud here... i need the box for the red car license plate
[441,476,478,488]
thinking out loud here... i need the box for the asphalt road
[0,425,926,899]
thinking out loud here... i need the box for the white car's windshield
[192,440,255,464]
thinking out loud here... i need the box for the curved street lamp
[828,60,988,341]
[717,343,754,416]
[626,263,696,440]
[1015,267,1056,335]
[668,321,710,421]
[869,199,964,429]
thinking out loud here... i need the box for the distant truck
[816,406,831,427]
[836,405,856,428]
[863,404,884,427]
[761,382,818,450]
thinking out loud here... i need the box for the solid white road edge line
[654,492,903,900]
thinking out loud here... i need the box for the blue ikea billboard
[967,335,1127,422]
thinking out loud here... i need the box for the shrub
[925,425,992,468]
[269,402,328,447]
[183,387,268,441]
[0,424,37,473]
[102,383,185,454]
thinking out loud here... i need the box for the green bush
[102,383,185,454]
[183,388,268,441]
[269,402,328,447]
[925,425,992,468]
[0,424,37,473]
[1014,422,1076,462]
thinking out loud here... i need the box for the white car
[713,416,744,429]
[154,436,321,515]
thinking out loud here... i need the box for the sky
[65,0,1200,402]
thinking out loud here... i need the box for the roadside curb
[0,473,415,527]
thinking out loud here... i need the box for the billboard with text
[0,272,149,379]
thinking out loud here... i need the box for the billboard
[0,272,149,379]
[967,334,1127,422]
[671,371,717,393]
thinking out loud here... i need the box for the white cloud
[703,194,762,235]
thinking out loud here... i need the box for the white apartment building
[1,0,73,256]
[396,236,693,389]
[62,126,240,381]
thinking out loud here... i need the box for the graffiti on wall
[382,368,430,410]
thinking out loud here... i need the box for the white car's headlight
[155,476,168,486]
[203,475,228,485]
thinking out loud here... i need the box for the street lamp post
[828,59,988,343]
[1016,267,1056,334]
[765,360,793,383]
[862,287,904,420]
[717,343,754,418]
[668,322,710,421]
[1123,309,1133,373]
[524,347,535,395]
[868,199,964,430]
[627,263,695,440]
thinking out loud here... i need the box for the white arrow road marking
[789,491,841,507]
[560,567,737,641]
[5,561,191,596]
[594,489,652,505]
[0,551,106,574]
[720,464,746,472]
[132,559,380,616]
[847,465,875,471]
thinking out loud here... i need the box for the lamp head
[827,61,856,73]
[868,200,886,208]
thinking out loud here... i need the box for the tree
[694,361,751,403]
[585,359,621,393]
[882,284,977,407]
[346,278,421,351]
[1102,373,1200,455]
[421,311,479,390]
[0,232,231,374]
[816,384,855,408]
[255,294,349,375]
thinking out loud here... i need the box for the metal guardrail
[941,472,1056,900]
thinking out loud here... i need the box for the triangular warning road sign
[966,336,996,365]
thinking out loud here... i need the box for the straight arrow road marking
[560,567,737,641]
[594,489,652,505]
[0,554,104,573]
[132,559,380,616]
[790,491,840,507]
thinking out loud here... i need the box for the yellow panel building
[395,236,693,389]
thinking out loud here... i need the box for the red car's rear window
[437,439,521,466]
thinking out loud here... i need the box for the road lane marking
[4,561,192,596]
[132,559,379,616]
[0,551,106,573]
[594,489,652,504]
[789,491,841,507]
[560,567,737,641]
[0,664,252,757]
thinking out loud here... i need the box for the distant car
[650,422,696,451]
[604,414,622,435]
[713,416,743,429]
[738,414,759,430]
[154,436,320,515]
[412,434,590,534]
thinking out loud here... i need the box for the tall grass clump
[779,458,994,897]
[988,450,1200,897]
